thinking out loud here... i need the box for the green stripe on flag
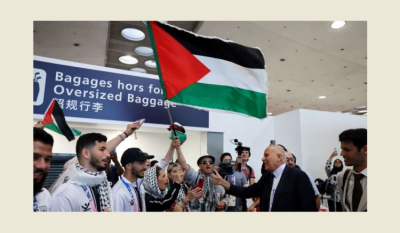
[170,83,267,118]
[44,122,63,135]
[71,127,82,136]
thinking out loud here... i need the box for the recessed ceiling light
[119,55,138,65]
[358,110,367,113]
[121,28,145,41]
[130,68,147,73]
[268,113,272,115]
[331,21,346,29]
[135,46,153,56]
[145,60,157,68]
[319,96,326,99]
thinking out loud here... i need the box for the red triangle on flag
[43,99,55,125]
[150,22,211,99]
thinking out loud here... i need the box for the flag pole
[166,102,178,163]
[166,103,177,137]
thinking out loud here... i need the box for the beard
[90,155,106,171]
[34,172,48,196]
[131,167,144,179]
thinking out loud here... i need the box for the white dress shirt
[345,168,367,211]
[269,163,286,211]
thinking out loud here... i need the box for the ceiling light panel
[121,28,145,41]
[331,21,346,29]
[119,55,138,65]
[135,46,153,56]
[145,60,157,68]
[130,68,147,73]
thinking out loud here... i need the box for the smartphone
[270,140,276,145]
[137,118,146,125]
[198,178,205,189]
[112,148,116,154]
[334,148,337,152]
[194,178,205,189]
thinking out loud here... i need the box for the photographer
[235,146,256,211]
[325,150,344,211]
[216,153,247,212]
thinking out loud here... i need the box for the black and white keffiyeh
[143,166,166,199]
[176,184,187,202]
[49,162,113,212]
[196,170,217,212]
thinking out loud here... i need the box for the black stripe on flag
[53,101,75,141]
[155,22,265,69]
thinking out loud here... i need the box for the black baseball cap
[121,148,154,167]
[197,155,215,166]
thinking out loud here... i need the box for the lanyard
[33,196,39,212]
[81,186,97,212]
[121,178,144,212]
[225,171,236,185]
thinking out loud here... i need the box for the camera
[231,139,244,155]
[218,159,235,177]
[314,178,334,196]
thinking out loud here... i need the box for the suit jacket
[227,165,317,211]
[337,169,367,212]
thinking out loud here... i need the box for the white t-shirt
[112,176,146,212]
[50,183,102,212]
[34,188,51,212]
[157,159,170,170]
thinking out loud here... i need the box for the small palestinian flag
[167,122,186,144]
[43,99,81,141]
[147,21,268,118]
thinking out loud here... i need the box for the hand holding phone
[137,118,146,125]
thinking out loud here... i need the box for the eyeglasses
[202,160,214,165]
[286,158,295,162]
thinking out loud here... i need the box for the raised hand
[34,120,44,130]
[329,151,338,160]
[125,121,142,137]
[172,136,181,149]
[211,167,223,185]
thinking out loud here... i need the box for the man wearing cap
[112,148,153,212]
[178,153,228,212]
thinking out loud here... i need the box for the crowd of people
[34,121,367,212]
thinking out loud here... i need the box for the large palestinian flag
[147,21,268,118]
[43,99,81,141]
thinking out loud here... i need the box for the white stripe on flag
[51,115,58,127]
[195,55,268,94]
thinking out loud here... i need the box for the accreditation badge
[228,195,236,207]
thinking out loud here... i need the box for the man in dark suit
[212,145,317,212]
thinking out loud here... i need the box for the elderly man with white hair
[212,145,317,211]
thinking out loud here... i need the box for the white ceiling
[33,21,367,116]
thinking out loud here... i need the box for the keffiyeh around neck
[143,166,166,199]
[196,170,217,212]
[50,162,112,212]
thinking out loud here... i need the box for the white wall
[274,110,302,164]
